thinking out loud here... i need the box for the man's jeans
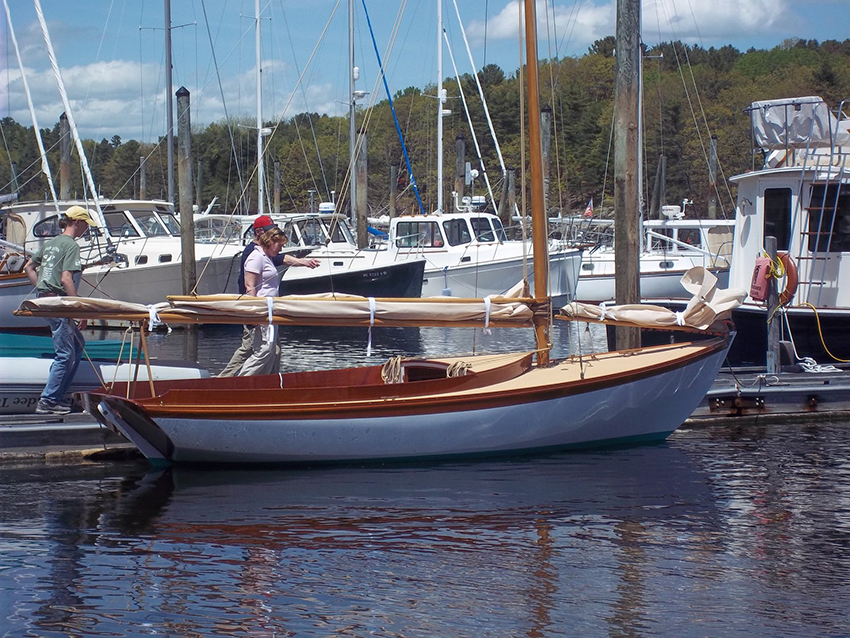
[41,317,84,404]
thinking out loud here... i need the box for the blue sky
[1,0,848,142]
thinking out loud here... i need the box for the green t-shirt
[32,234,82,295]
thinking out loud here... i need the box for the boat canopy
[748,96,850,150]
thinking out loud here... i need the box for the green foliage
[2,39,850,219]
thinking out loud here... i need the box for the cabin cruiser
[386,210,583,303]
[723,96,850,366]
[193,208,425,297]
[1,199,242,329]
[571,208,734,303]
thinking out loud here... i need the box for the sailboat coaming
[79,336,729,464]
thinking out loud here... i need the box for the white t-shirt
[243,245,280,297]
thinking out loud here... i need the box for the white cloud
[465,0,794,56]
[643,0,791,43]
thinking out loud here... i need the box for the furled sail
[17,292,538,329]
[560,267,746,331]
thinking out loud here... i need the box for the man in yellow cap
[23,205,98,414]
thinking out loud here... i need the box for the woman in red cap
[219,215,319,376]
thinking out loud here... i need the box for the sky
[1,0,849,144]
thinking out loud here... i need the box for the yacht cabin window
[470,217,495,242]
[442,219,471,246]
[395,221,444,248]
[131,211,171,236]
[326,217,354,244]
[763,188,792,251]
[295,218,327,246]
[678,228,702,248]
[157,212,181,235]
[808,185,850,252]
[102,212,140,237]
[32,215,94,240]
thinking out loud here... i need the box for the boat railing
[643,230,730,267]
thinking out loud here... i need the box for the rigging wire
[275,0,331,201]
[359,0,424,215]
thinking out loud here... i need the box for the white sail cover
[560,267,746,330]
[750,96,850,149]
[17,293,534,328]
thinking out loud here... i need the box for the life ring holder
[776,252,798,305]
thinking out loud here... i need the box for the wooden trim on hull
[90,340,729,464]
[82,337,728,422]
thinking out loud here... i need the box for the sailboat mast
[523,0,550,365]
[256,0,265,217]
[436,0,444,213]
[165,0,175,204]
[349,0,356,225]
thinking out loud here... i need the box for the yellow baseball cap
[64,205,98,227]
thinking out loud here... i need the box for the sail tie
[367,296,376,357]
[599,302,611,322]
[266,297,274,343]
[483,297,492,335]
[674,311,686,326]
[145,304,162,330]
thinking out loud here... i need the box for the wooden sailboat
[15,0,742,466]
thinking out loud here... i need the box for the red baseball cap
[252,215,276,231]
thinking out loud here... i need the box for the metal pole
[255,0,264,217]
[708,134,718,219]
[274,159,281,215]
[766,235,780,373]
[541,105,552,215]
[348,0,356,225]
[164,0,174,204]
[436,0,444,213]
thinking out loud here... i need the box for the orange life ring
[778,252,798,305]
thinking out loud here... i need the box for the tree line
[2,36,849,220]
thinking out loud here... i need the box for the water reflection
[139,320,606,375]
[3,423,850,636]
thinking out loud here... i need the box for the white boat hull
[92,339,728,464]
[0,273,36,329]
[0,357,209,414]
[576,266,730,302]
[421,249,582,300]
[78,252,241,303]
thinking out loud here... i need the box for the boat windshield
[396,221,444,248]
[442,218,471,246]
[491,217,508,241]
[158,212,181,235]
[32,214,96,240]
[195,217,242,244]
[295,218,328,246]
[326,217,355,244]
[103,211,140,237]
[130,211,177,237]
[470,217,495,242]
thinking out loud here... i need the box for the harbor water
[1,324,849,636]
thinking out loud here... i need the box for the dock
[1,366,848,464]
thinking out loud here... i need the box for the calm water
[2,422,850,636]
[3,325,850,636]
